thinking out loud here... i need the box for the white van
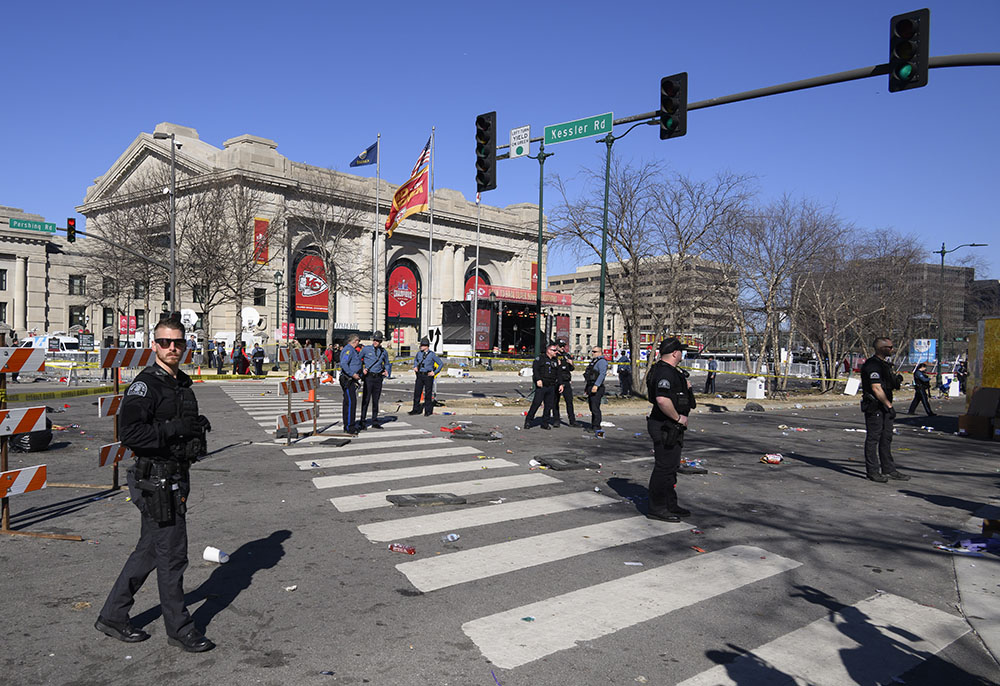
[19,334,80,352]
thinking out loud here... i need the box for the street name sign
[510,125,530,158]
[543,112,613,145]
[8,218,56,233]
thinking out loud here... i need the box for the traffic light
[475,111,497,193]
[66,218,76,243]
[888,8,929,92]
[659,72,687,139]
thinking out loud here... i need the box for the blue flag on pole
[350,142,378,167]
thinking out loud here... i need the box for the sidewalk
[956,504,1000,666]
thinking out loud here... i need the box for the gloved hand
[885,406,897,420]
[195,415,212,433]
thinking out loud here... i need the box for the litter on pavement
[760,453,784,464]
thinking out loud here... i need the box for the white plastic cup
[203,546,229,564]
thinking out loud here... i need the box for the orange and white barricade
[278,348,321,363]
[0,465,47,498]
[276,407,314,430]
[98,442,134,468]
[0,348,46,374]
[0,407,47,435]
[98,394,124,418]
[100,348,194,369]
[279,377,318,395]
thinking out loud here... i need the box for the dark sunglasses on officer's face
[155,338,187,349]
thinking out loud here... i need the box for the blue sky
[2,1,997,278]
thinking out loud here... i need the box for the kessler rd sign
[543,112,612,145]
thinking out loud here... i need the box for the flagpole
[372,133,380,335]
[470,194,481,366]
[427,127,435,336]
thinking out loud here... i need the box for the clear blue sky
[2,1,997,278]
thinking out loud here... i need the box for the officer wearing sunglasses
[96,317,215,653]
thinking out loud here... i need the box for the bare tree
[287,168,368,346]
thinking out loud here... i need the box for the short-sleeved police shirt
[647,361,687,422]
[860,356,894,403]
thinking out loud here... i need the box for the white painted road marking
[312,458,518,489]
[676,592,969,686]
[295,446,482,470]
[397,515,690,593]
[287,437,453,456]
[358,491,616,542]
[329,473,562,512]
[462,545,801,669]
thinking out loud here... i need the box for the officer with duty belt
[96,317,215,652]
[339,333,363,434]
[409,337,442,416]
[359,331,390,429]
[584,345,609,430]
[525,341,562,430]
[552,339,577,427]
[860,337,910,483]
[645,337,696,522]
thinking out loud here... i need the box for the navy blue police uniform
[409,341,442,416]
[645,344,695,520]
[584,354,609,429]
[360,334,390,428]
[552,344,576,426]
[339,343,364,433]
[860,355,908,481]
[525,351,561,429]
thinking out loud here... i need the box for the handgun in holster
[661,419,687,449]
[136,460,179,523]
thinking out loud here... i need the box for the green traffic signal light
[888,9,929,92]
[659,72,687,140]
[474,111,497,193]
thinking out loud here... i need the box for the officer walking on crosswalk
[359,331,390,429]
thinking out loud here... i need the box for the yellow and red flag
[385,165,429,238]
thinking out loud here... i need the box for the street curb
[956,505,1000,667]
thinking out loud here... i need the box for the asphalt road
[1,381,997,685]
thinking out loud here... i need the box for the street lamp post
[152,131,177,314]
[932,241,988,385]
[273,270,283,372]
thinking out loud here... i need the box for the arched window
[386,259,421,332]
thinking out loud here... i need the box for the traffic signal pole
[528,142,553,354]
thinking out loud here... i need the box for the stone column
[14,256,27,332]
[453,245,466,300]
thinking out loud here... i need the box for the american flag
[410,137,431,177]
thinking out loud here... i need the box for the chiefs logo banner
[387,264,418,320]
[253,218,269,265]
[384,166,429,238]
[296,255,330,313]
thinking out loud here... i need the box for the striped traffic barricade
[98,442,134,468]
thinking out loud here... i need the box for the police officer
[552,339,576,427]
[408,337,442,416]
[907,362,935,416]
[860,337,910,483]
[215,340,225,375]
[96,317,214,652]
[617,351,632,397]
[360,331,390,429]
[704,355,718,394]
[584,345,609,430]
[339,333,363,434]
[525,341,562,430]
[645,337,696,521]
[251,342,265,376]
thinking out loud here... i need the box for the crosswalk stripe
[295,446,482,470]
[329,473,562,512]
[397,515,690,593]
[359,491,616,542]
[676,592,969,686]
[285,437,449,456]
[312,458,518,489]
[277,423,413,444]
[462,545,801,669]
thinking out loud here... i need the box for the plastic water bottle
[441,533,460,543]
[387,543,416,555]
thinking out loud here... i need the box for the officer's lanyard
[369,348,386,371]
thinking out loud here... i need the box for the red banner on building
[555,314,570,345]
[387,264,419,320]
[531,262,538,289]
[484,285,571,306]
[295,255,330,313]
[118,316,137,335]
[253,218,269,265]
[464,275,488,301]
[475,305,492,351]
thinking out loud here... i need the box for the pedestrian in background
[617,352,632,397]
[955,359,968,394]
[645,338,696,522]
[525,342,562,430]
[860,337,910,483]
[704,355,718,394]
[584,345,608,430]
[359,331,390,429]
[251,342,265,376]
[408,337,442,416]
[215,341,225,375]
[552,339,576,427]
[907,362,934,416]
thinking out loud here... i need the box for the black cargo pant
[552,383,576,425]
[587,384,605,429]
[361,373,384,424]
[908,387,932,415]
[412,373,434,415]
[526,384,556,427]
[101,466,194,639]
[647,417,683,514]
[863,409,897,476]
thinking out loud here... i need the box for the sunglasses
[155,338,187,349]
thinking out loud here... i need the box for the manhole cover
[537,455,600,471]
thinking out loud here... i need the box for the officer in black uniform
[525,341,562,429]
[645,337,696,521]
[860,337,910,483]
[96,317,215,652]
[552,339,576,427]
[359,331,390,429]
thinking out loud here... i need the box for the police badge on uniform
[658,379,671,389]
[127,381,148,397]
